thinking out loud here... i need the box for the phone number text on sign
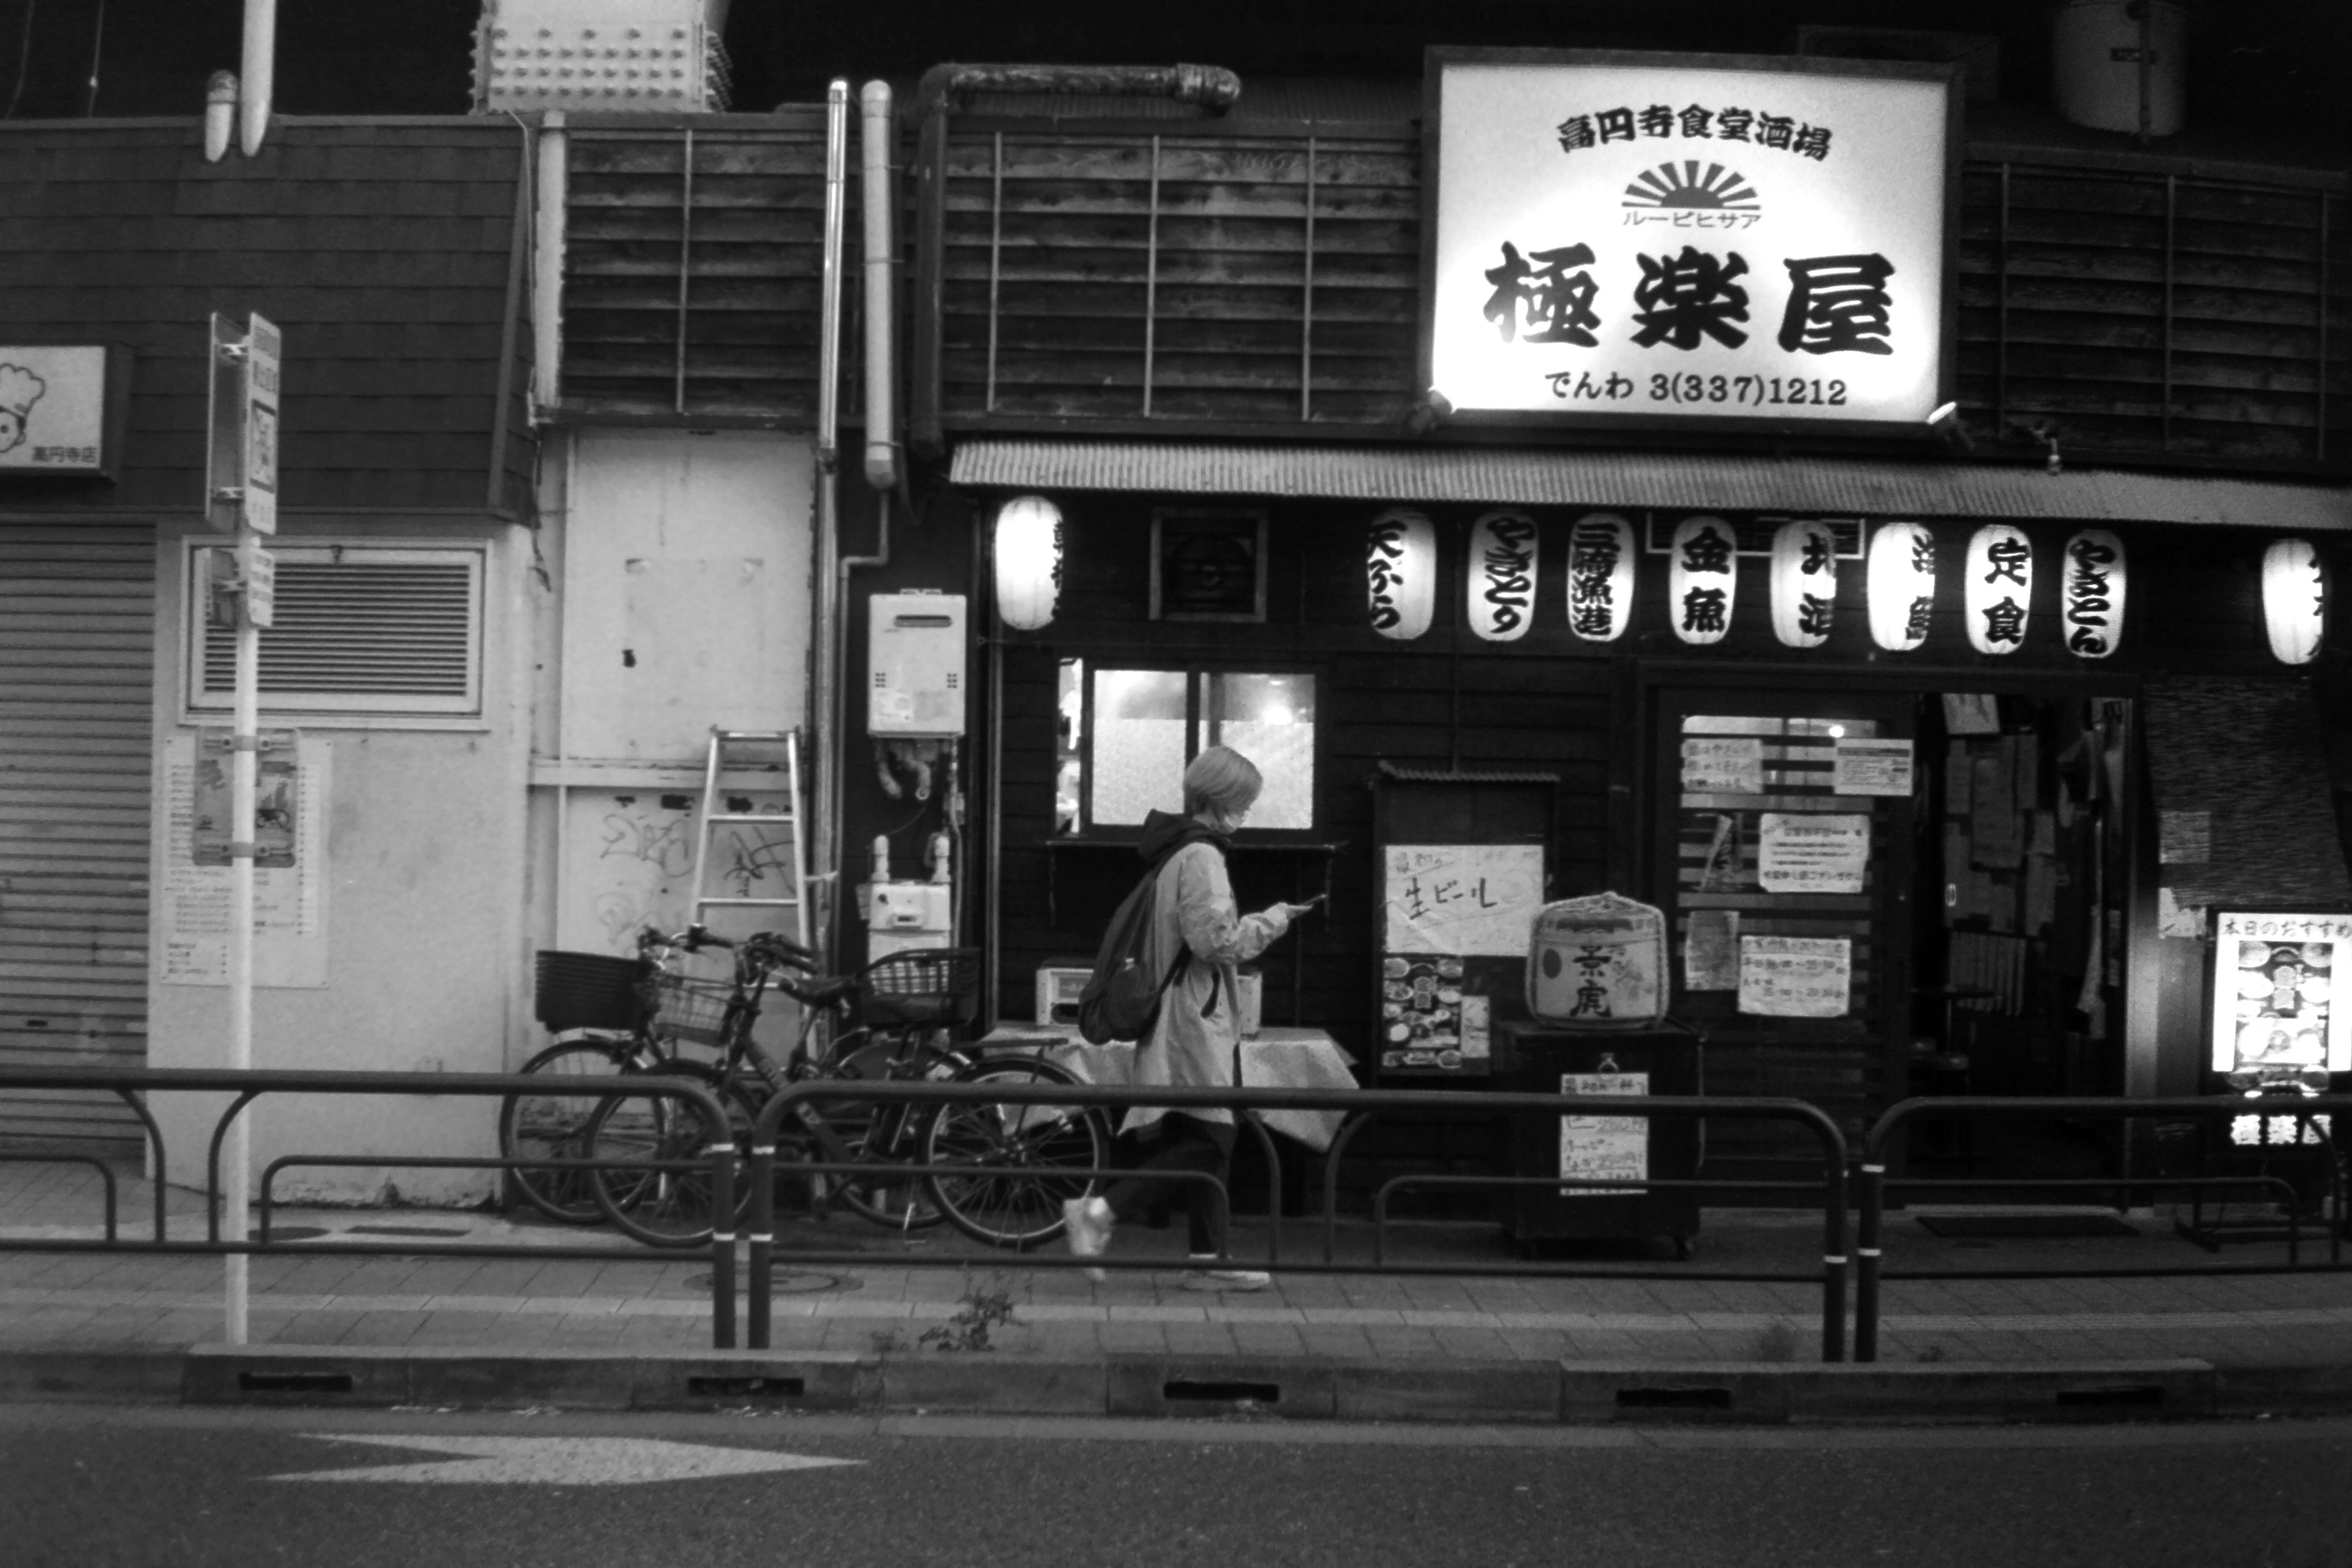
[1738,935,1852,1018]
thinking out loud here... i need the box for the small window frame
[1150,508,1269,623]
[1074,662,1324,842]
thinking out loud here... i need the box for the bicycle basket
[858,947,981,1028]
[640,972,736,1046]
[533,950,646,1032]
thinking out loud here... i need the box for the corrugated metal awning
[949,439,2352,530]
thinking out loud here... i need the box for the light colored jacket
[1126,840,1291,1136]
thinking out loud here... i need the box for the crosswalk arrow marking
[270,1434,862,1486]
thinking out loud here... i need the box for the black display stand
[1495,1019,1703,1256]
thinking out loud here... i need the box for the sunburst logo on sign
[1621,161,1760,213]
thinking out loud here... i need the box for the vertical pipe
[1142,136,1161,417]
[237,0,274,157]
[811,85,849,967]
[747,1141,775,1348]
[2163,175,2176,452]
[709,1134,736,1349]
[532,112,568,418]
[861,81,900,491]
[1300,137,1317,422]
[1820,1148,1848,1363]
[675,129,696,415]
[2318,192,2332,463]
[986,131,1004,413]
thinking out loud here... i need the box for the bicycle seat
[781,973,858,1009]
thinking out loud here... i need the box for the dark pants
[1102,1113,1237,1255]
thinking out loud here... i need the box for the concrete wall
[147,514,533,1205]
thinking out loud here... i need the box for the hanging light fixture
[1668,515,1736,646]
[1867,521,1937,652]
[1467,510,1539,642]
[1566,513,1635,643]
[1365,508,1437,640]
[2263,538,2327,666]
[1963,524,2033,656]
[1769,519,1838,649]
[992,494,1063,631]
[2060,529,2126,658]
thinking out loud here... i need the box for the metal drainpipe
[531,111,568,420]
[810,81,850,967]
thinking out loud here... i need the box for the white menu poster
[159,734,330,987]
[1832,737,1914,797]
[1680,736,1763,795]
[1558,1069,1647,1196]
[1756,812,1870,894]
[1383,843,1546,956]
[1738,935,1852,1017]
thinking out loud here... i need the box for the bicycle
[578,930,1109,1250]
[499,932,696,1225]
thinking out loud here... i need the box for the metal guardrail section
[1853,1093,2352,1363]
[0,1065,745,1349]
[746,1081,1852,1361]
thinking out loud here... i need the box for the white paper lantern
[2060,529,2126,658]
[1467,509,1539,642]
[2264,537,2327,666]
[1668,515,1737,646]
[1566,512,1635,643]
[1769,520,1838,649]
[1866,521,1937,652]
[992,494,1062,631]
[1964,524,2033,656]
[1365,508,1437,640]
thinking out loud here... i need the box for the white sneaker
[1182,1255,1270,1291]
[1062,1196,1113,1281]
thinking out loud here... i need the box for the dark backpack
[1076,840,1221,1045]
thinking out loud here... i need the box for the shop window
[1071,665,1317,832]
[186,543,485,719]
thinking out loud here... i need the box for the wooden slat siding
[936,127,1420,428]
[927,121,2346,466]
[0,526,152,1155]
[0,120,530,512]
[559,127,842,425]
[1956,164,2351,464]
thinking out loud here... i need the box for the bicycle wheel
[823,1032,959,1233]
[923,1057,1108,1250]
[500,1039,646,1224]
[583,1062,753,1248]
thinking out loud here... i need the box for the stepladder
[688,728,813,953]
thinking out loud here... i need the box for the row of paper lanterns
[990,496,2328,665]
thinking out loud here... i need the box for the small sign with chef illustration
[0,345,121,475]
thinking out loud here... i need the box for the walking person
[1063,745,1319,1289]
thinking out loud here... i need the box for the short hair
[1184,745,1264,819]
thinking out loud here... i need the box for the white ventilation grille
[189,545,485,717]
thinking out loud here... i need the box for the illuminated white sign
[1466,509,1539,641]
[1428,50,1952,428]
[1566,512,1635,642]
[1769,519,1837,647]
[1866,521,1936,652]
[1963,524,2032,656]
[2209,909,2352,1079]
[2061,529,2125,658]
[0,345,112,474]
[1668,515,1736,645]
[1366,508,1437,640]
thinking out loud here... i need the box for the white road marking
[270,1434,861,1485]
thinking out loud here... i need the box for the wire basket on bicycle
[638,970,737,1046]
[857,946,981,1029]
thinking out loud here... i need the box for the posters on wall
[1683,908,1740,991]
[1558,1069,1648,1196]
[1379,956,1491,1070]
[1680,735,1764,795]
[1737,934,1852,1017]
[2209,910,2352,1079]
[159,733,329,988]
[1831,737,1913,797]
[1755,812,1869,894]
[1382,843,1547,955]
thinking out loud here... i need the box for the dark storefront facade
[829,51,2352,1194]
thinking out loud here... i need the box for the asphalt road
[5,1404,2349,1568]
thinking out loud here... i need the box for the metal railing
[744,1079,1854,1360]
[1853,1093,2352,1362]
[0,1065,744,1348]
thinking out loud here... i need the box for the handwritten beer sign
[1428,49,1954,430]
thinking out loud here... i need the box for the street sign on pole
[241,535,276,629]
[243,314,279,535]
[204,315,246,533]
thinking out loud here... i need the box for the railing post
[747,1140,776,1350]
[709,1136,737,1351]
[1854,1156,1885,1363]
[1822,1144,1849,1364]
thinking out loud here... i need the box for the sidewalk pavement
[3,1161,2348,1416]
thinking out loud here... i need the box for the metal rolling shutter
[0,523,153,1154]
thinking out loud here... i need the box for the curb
[0,1345,2261,1425]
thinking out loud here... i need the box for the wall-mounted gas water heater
[864,591,967,958]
